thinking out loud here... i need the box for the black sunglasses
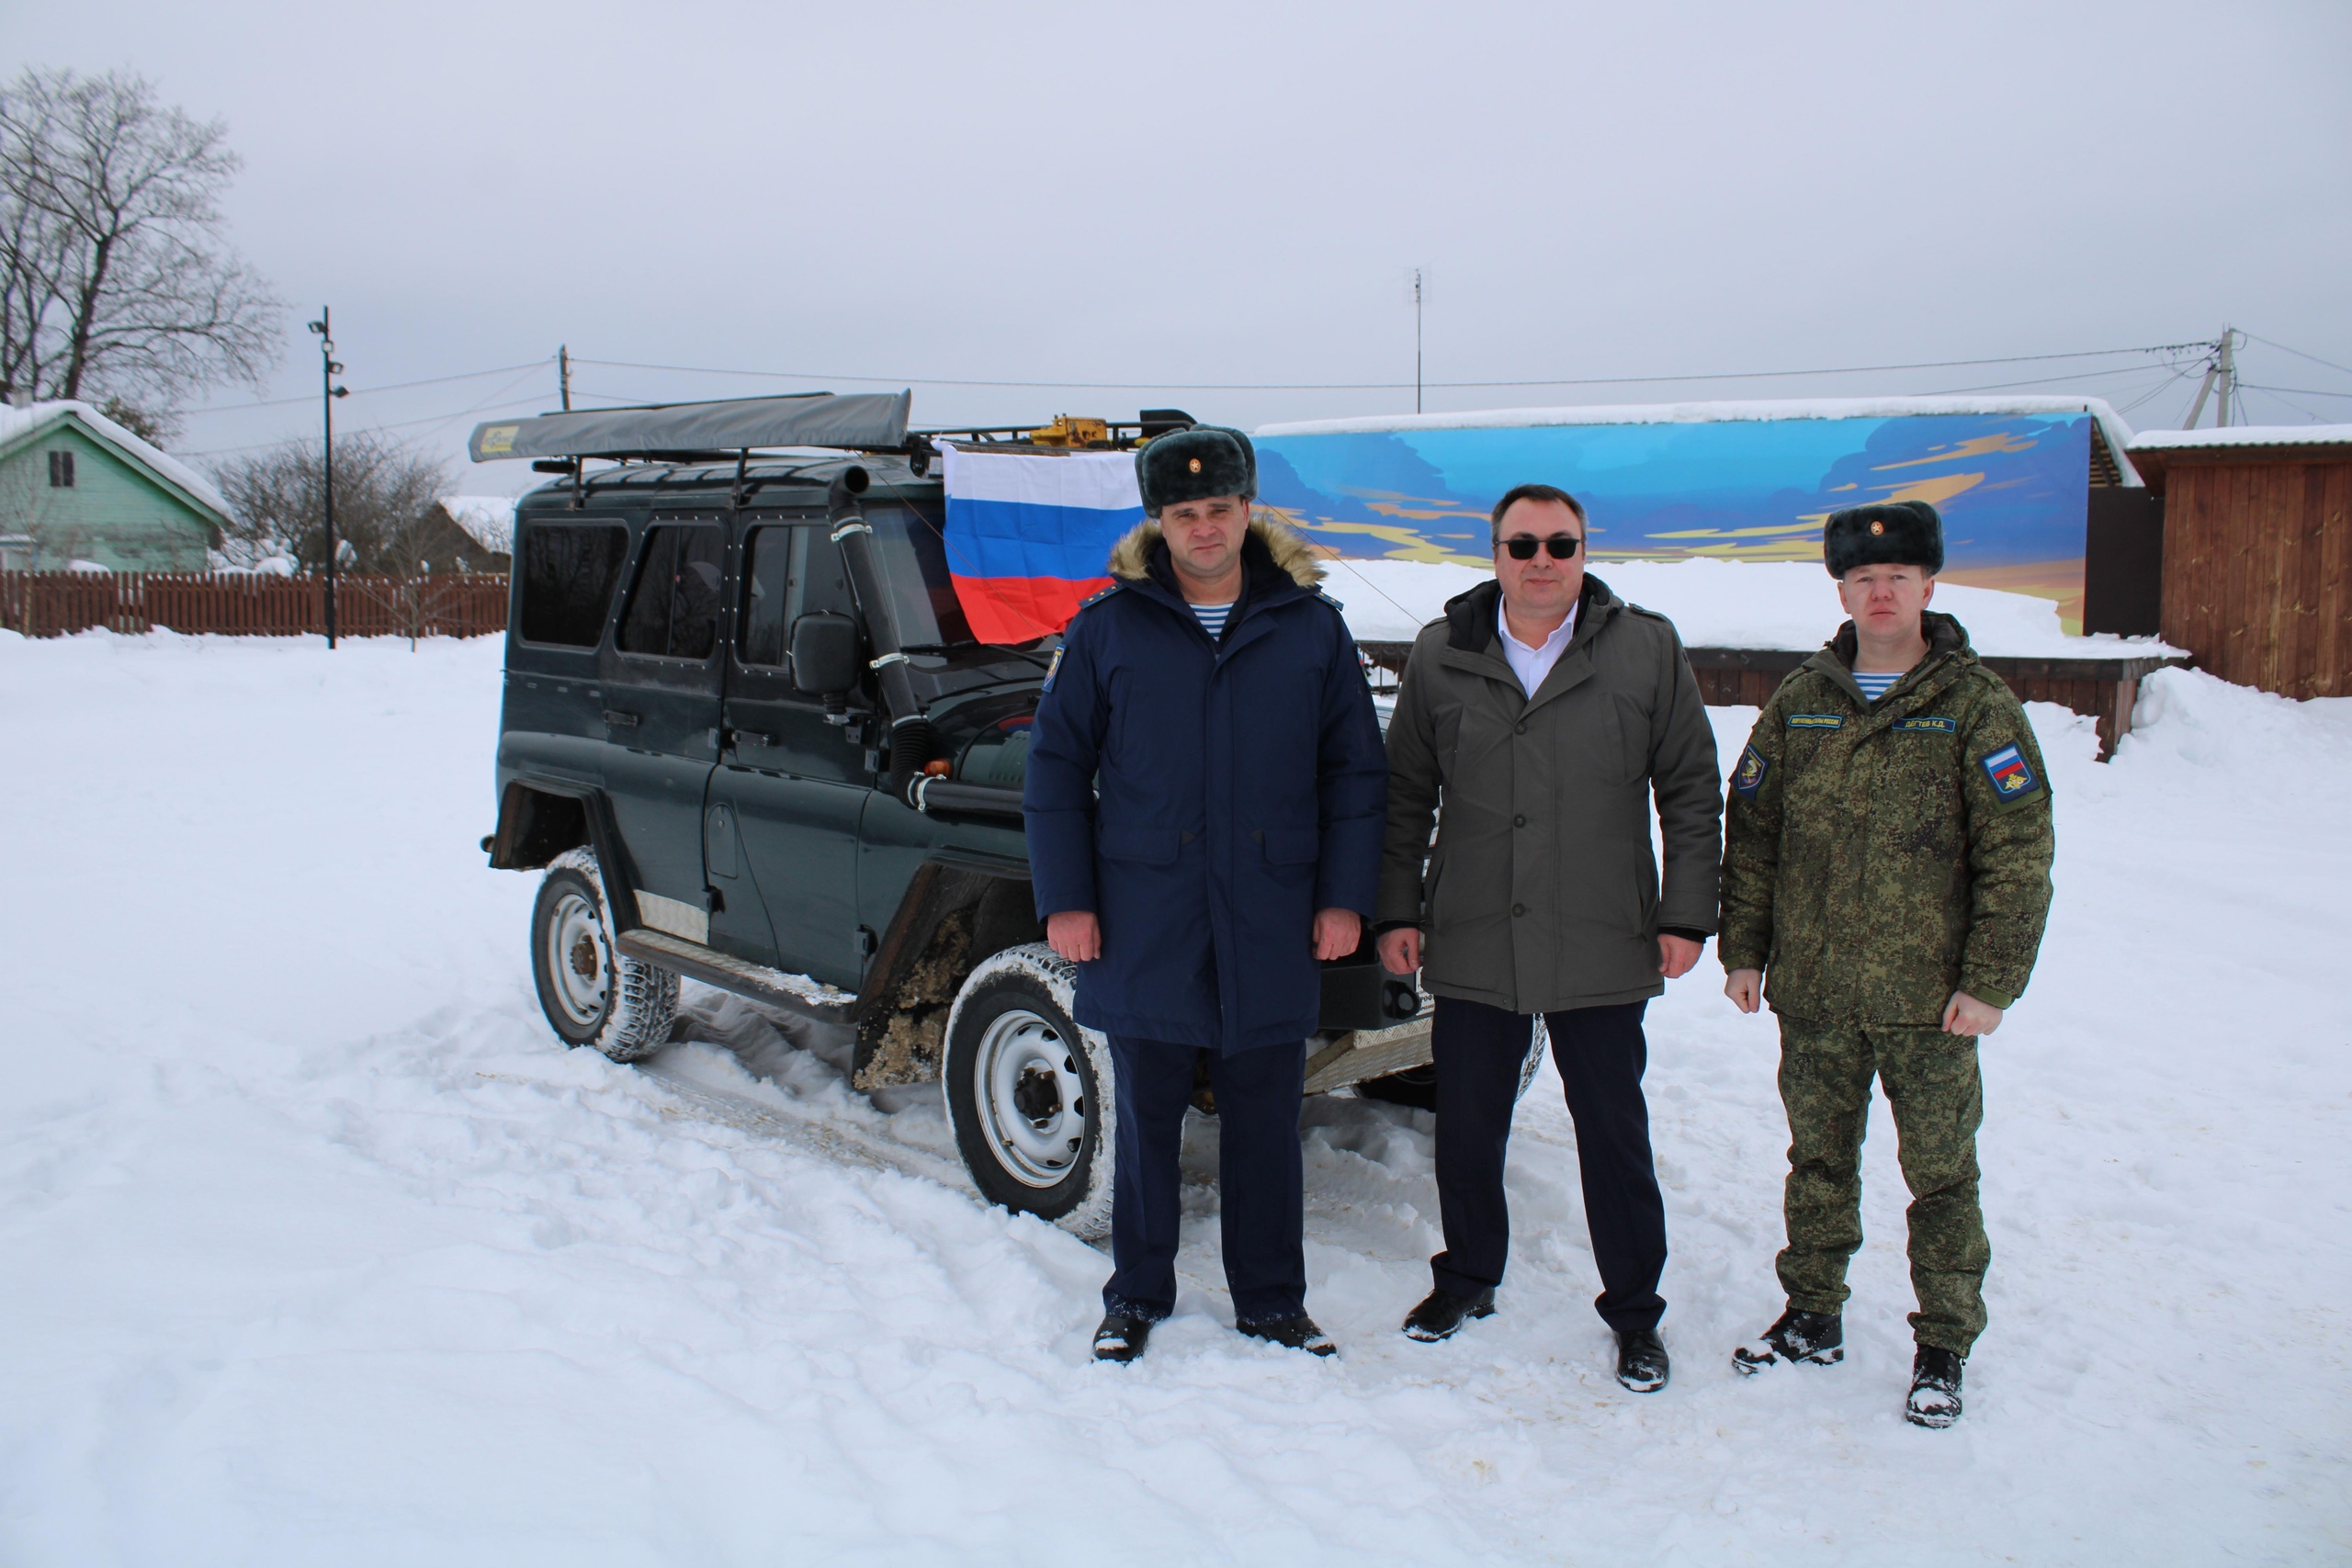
[1499,534,1581,560]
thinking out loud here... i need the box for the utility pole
[306,308,350,648]
[2184,324,2238,429]
[559,344,572,412]
[1410,267,1425,415]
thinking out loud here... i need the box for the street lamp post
[307,309,350,647]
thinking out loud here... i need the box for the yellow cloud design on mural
[1871,433,2036,470]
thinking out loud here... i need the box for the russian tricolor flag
[941,445,1145,645]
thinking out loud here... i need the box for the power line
[176,358,554,416]
[571,342,2205,395]
[177,391,553,457]
[2239,332,2352,380]
[2237,382,2352,400]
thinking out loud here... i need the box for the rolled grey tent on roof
[469,390,912,462]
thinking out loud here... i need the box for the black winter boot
[1402,1286,1496,1342]
[1616,1328,1669,1393]
[1905,1347,1965,1427]
[1091,1313,1156,1364]
[1731,1307,1844,1374]
[1238,1314,1338,1357]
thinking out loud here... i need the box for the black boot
[1238,1314,1337,1357]
[1616,1328,1669,1393]
[1905,1347,1965,1427]
[1731,1307,1844,1374]
[1091,1312,1156,1364]
[1402,1286,1496,1343]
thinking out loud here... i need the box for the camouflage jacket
[1718,612,2054,1025]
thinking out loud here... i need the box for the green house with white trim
[0,400,228,571]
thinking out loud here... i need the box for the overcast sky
[8,0,2349,493]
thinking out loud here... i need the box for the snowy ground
[1,630,2346,1566]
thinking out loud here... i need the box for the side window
[739,524,857,668]
[517,522,628,647]
[618,524,725,660]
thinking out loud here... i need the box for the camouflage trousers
[1775,1017,1989,1354]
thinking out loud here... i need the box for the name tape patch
[1786,713,1844,729]
[1895,716,1958,733]
[1731,743,1770,798]
[1980,742,2040,800]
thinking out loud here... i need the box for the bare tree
[210,432,452,573]
[0,68,281,418]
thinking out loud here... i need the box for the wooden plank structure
[1358,640,2184,761]
[0,571,511,641]
[2125,429,2352,700]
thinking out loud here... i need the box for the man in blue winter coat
[1023,425,1388,1364]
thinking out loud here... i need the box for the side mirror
[789,613,861,696]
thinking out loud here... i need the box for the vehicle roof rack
[469,390,911,464]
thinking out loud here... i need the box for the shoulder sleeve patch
[1979,742,2042,802]
[1731,742,1770,798]
[1040,645,1065,694]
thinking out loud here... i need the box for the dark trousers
[1102,1034,1306,1325]
[1430,996,1668,1333]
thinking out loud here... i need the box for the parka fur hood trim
[1106,516,1326,590]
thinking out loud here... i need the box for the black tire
[943,944,1114,1238]
[529,847,679,1063]
[1357,1016,1549,1111]
[1357,1064,1439,1111]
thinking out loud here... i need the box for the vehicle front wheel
[943,944,1114,1239]
[529,847,679,1062]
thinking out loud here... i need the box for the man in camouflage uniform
[1717,499,2054,1428]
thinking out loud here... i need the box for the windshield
[865,500,1057,680]
[864,500,974,648]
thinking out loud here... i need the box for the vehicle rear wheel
[1356,1015,1550,1111]
[944,944,1114,1238]
[530,847,679,1063]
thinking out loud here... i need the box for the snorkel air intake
[827,465,938,807]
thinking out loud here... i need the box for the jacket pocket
[1260,826,1319,865]
[1098,824,1181,865]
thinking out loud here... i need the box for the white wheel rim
[547,887,611,1026]
[977,1008,1087,1187]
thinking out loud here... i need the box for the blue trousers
[1102,1034,1307,1325]
[1430,996,1668,1333]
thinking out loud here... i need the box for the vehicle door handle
[602,709,639,728]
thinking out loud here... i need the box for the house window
[48,449,75,488]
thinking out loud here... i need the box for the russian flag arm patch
[1978,742,2043,805]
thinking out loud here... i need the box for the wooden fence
[0,571,510,641]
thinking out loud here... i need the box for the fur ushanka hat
[1135,425,1257,515]
[1823,500,1945,578]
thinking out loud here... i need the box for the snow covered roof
[437,495,517,553]
[0,400,232,520]
[2128,423,2352,452]
[1259,394,2142,486]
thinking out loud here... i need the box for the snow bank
[0,633,2342,1563]
[1321,554,2177,657]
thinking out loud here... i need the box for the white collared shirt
[1498,594,1578,697]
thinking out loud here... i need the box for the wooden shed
[2126,426,2352,700]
